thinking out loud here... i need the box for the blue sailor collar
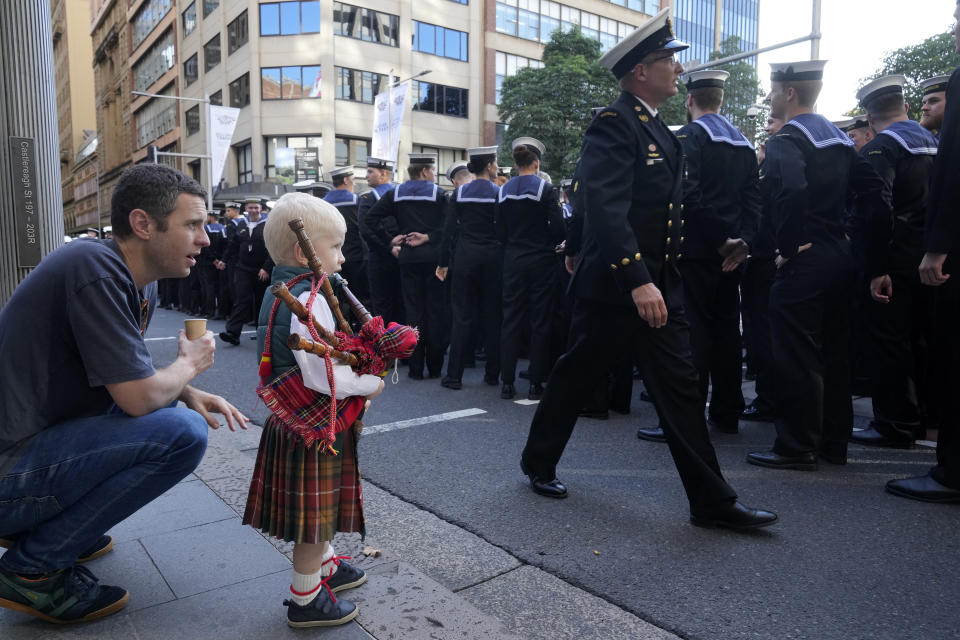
[395,180,439,201]
[561,203,574,219]
[694,113,754,149]
[499,174,546,203]
[786,113,855,149]
[323,189,359,207]
[880,120,938,156]
[457,179,499,203]
[369,183,395,200]
[205,222,225,233]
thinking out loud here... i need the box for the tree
[855,31,960,121]
[497,28,620,180]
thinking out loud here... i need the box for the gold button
[681,219,685,227]
[666,237,672,245]
[680,204,685,211]
[677,253,683,258]
[610,264,617,270]
[668,203,674,211]
[621,257,630,266]
[664,254,670,261]
[634,252,642,261]
[680,236,685,243]
[668,220,673,228]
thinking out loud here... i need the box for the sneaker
[324,558,367,593]
[284,588,357,628]
[0,535,114,564]
[0,565,129,624]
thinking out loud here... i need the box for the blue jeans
[0,405,207,574]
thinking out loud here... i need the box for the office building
[673,0,759,65]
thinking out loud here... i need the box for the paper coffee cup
[184,318,207,340]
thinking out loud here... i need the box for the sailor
[358,158,403,323]
[919,75,949,138]
[838,115,874,152]
[324,166,369,305]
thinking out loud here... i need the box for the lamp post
[386,69,431,171]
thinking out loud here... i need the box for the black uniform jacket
[570,91,684,307]
[323,189,365,264]
[438,179,501,268]
[494,174,565,262]
[763,113,889,260]
[222,217,247,265]
[358,183,397,258]
[676,113,761,260]
[859,120,938,277]
[199,222,226,266]
[225,220,273,274]
[364,180,446,265]
[925,65,960,255]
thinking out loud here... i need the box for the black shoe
[886,474,960,504]
[325,559,367,593]
[740,404,775,422]
[579,409,609,420]
[440,377,462,390]
[746,450,817,471]
[519,369,531,380]
[528,383,544,400]
[284,589,357,628]
[850,422,914,449]
[0,565,129,624]
[483,375,499,386]
[639,390,653,403]
[636,426,666,443]
[426,370,442,379]
[219,331,240,346]
[501,383,515,399]
[708,417,739,434]
[690,501,779,530]
[520,458,567,499]
[0,535,113,564]
[408,370,424,380]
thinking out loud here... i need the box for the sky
[755,0,954,118]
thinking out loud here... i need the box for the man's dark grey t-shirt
[0,240,157,474]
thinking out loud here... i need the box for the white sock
[289,546,336,606]
[320,544,338,578]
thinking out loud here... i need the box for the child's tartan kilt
[242,414,365,543]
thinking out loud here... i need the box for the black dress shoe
[408,370,424,380]
[886,474,960,503]
[520,459,567,499]
[690,501,778,530]
[740,404,775,422]
[708,417,739,434]
[426,371,442,379]
[579,409,609,420]
[850,423,914,449]
[440,377,462,390]
[500,383,515,399]
[528,383,544,400]
[636,426,666,443]
[639,390,653,403]
[746,450,817,471]
[483,375,499,386]
[219,331,240,346]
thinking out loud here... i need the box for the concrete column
[0,1,64,304]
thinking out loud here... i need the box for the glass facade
[413,21,468,61]
[411,81,469,118]
[333,3,399,47]
[494,51,543,104]
[674,0,758,64]
[133,28,175,92]
[494,0,635,52]
[264,135,322,179]
[260,1,321,36]
[262,65,322,100]
[335,67,391,104]
[132,0,174,50]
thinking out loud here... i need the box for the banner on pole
[208,105,240,190]
[370,81,409,166]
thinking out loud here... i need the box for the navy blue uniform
[198,222,226,317]
[224,219,273,339]
[358,183,403,324]
[324,189,370,306]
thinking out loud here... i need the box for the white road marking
[145,329,257,342]
[513,399,540,406]
[364,408,487,435]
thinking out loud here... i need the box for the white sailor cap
[446,161,469,181]
[329,166,355,178]
[498,166,512,176]
[366,157,395,170]
[560,179,573,190]
[511,137,546,159]
[684,69,730,91]
[857,75,907,107]
[408,153,437,165]
[243,196,263,205]
[467,146,498,160]
[770,60,828,83]
[834,115,870,133]
[599,8,689,79]
[920,75,950,96]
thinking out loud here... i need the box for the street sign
[8,136,41,267]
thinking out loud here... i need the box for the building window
[413,21,467,62]
[496,1,517,36]
[203,0,219,18]
[494,51,543,103]
[135,86,176,149]
[260,1,321,36]
[204,34,221,72]
[230,72,250,107]
[210,90,223,106]
[411,81,468,118]
[185,105,200,136]
[132,0,174,49]
[333,3,399,47]
[411,144,464,186]
[264,135,322,180]
[261,65,322,100]
[540,1,560,43]
[228,10,248,53]
[184,53,199,86]
[335,67,391,104]
[182,1,197,37]
[235,142,253,184]
[133,29,175,92]
[517,0,539,41]
[448,0,468,4]
[335,136,370,167]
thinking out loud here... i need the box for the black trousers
[740,256,777,411]
[177,268,201,315]
[198,263,220,317]
[769,244,853,457]
[678,260,745,424]
[447,249,502,382]
[367,253,404,325]
[225,268,267,337]
[867,270,936,432]
[522,272,738,509]
[341,259,370,310]
[501,254,558,385]
[400,262,448,376]
[583,352,634,413]
[929,271,960,488]
[217,266,233,317]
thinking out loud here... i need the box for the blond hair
[263,192,346,267]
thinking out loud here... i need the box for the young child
[243,192,384,628]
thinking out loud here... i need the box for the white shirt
[633,95,658,117]
[290,290,382,399]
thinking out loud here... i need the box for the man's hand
[257,268,270,282]
[435,266,448,281]
[718,238,749,272]
[919,252,950,286]
[214,260,225,270]
[178,330,216,377]
[564,255,578,275]
[775,242,813,269]
[631,283,668,328]
[404,232,430,247]
[870,274,893,303]
[391,245,402,258]
[180,386,249,431]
